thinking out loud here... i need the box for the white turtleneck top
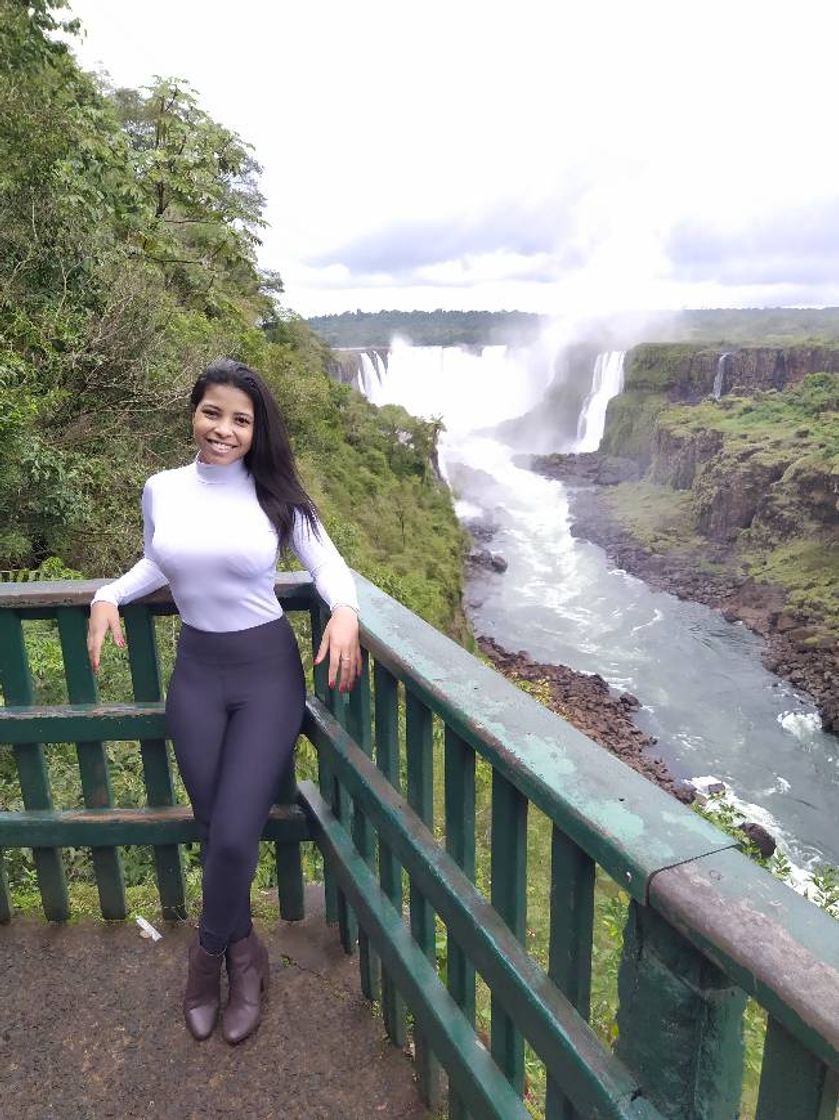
[91,458,358,632]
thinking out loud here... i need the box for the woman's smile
[207,439,235,456]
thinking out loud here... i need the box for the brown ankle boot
[183,935,223,1040]
[222,928,270,1044]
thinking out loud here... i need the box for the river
[358,338,839,875]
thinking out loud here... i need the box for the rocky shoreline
[540,472,839,733]
[477,635,694,803]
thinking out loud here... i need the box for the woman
[87,358,360,1044]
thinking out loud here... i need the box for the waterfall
[359,339,557,433]
[574,351,626,452]
[713,352,731,400]
[354,341,624,455]
[358,352,379,398]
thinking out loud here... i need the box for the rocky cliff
[533,366,839,731]
[625,343,839,399]
[648,379,838,544]
[601,343,839,466]
[326,348,389,387]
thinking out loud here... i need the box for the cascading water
[713,352,731,400]
[357,352,382,398]
[364,337,558,434]
[347,350,387,397]
[354,338,838,875]
[575,351,626,451]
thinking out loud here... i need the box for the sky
[67,0,839,318]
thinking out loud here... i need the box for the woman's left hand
[314,606,362,693]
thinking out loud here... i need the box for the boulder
[466,548,508,574]
[738,822,777,859]
[464,516,499,543]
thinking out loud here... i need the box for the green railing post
[312,598,359,953]
[310,603,338,926]
[346,649,380,1001]
[0,611,69,921]
[546,826,595,1120]
[444,725,476,1120]
[271,605,306,923]
[57,606,127,920]
[274,757,304,922]
[616,900,746,1120]
[491,769,528,1097]
[406,688,442,1110]
[331,687,359,956]
[755,1017,839,1120]
[123,605,186,921]
[0,851,10,923]
[374,660,407,1047]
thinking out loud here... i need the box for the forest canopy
[309,307,839,349]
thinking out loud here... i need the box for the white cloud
[67,0,839,314]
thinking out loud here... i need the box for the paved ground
[1,887,429,1120]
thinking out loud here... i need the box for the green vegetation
[0,1,465,635]
[666,307,839,346]
[666,372,839,464]
[601,481,701,553]
[604,373,839,635]
[3,11,836,1120]
[743,539,839,634]
[622,344,708,391]
[1,0,468,913]
[599,389,669,465]
[307,309,542,348]
[309,308,839,352]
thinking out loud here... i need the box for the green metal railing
[1,575,838,1120]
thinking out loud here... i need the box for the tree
[112,79,273,320]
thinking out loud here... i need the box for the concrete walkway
[1,887,429,1120]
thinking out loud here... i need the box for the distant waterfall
[360,339,558,432]
[357,351,386,397]
[575,351,626,452]
[713,352,731,400]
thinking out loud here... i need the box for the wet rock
[738,822,777,858]
[673,779,697,804]
[529,452,641,487]
[774,612,799,633]
[478,636,692,802]
[466,549,508,574]
[464,516,499,543]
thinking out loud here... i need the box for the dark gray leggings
[165,616,305,954]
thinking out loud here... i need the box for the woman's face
[192,383,255,466]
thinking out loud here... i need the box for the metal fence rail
[1,575,838,1120]
[0,577,312,923]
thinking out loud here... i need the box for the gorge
[336,334,839,881]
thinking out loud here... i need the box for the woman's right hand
[87,601,126,672]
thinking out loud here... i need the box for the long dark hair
[190,358,319,547]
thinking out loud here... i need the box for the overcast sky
[67,1,839,317]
